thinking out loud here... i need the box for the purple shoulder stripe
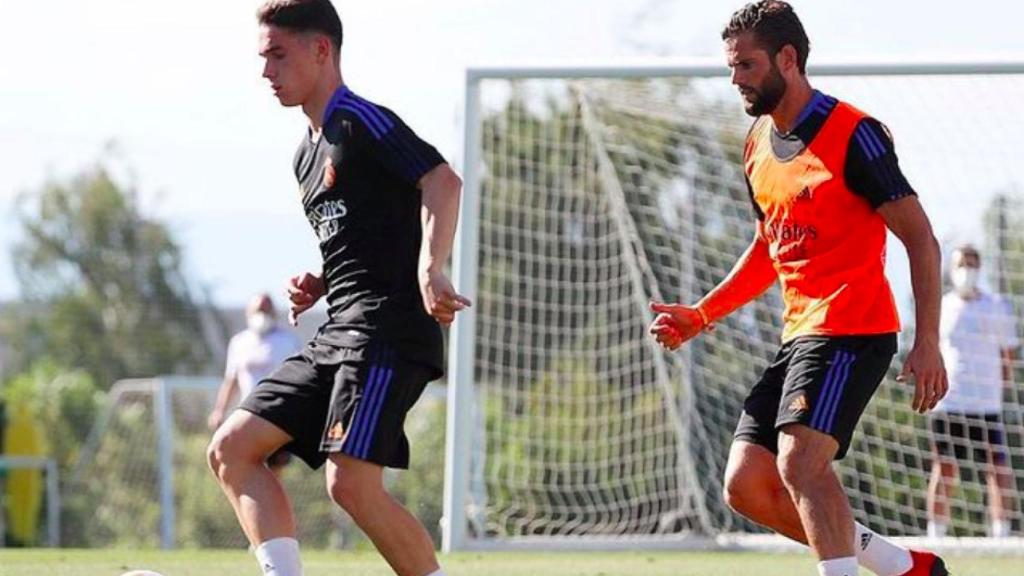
[854,123,885,161]
[335,103,385,139]
[340,93,395,134]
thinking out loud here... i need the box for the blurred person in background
[208,293,301,473]
[928,244,1018,538]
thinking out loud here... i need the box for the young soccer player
[207,2,468,575]
[650,2,949,575]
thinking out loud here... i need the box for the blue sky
[1,0,1023,309]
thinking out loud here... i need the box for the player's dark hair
[257,0,343,52]
[722,1,810,74]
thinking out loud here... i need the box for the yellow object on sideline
[3,399,47,545]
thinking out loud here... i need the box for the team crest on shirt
[327,422,345,441]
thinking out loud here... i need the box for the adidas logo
[262,562,275,574]
[860,532,873,550]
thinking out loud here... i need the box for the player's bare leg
[207,410,297,544]
[776,425,854,560]
[726,436,951,576]
[926,456,957,537]
[987,448,1015,536]
[326,453,440,576]
[726,437,942,576]
[724,441,808,542]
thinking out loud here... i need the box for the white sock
[818,556,859,576]
[927,520,948,538]
[854,521,912,576]
[254,537,303,576]
[991,518,1010,538]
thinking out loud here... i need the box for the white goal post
[444,59,1024,553]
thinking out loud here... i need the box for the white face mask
[247,312,275,335]
[950,267,980,295]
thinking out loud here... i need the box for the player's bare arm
[285,271,325,326]
[649,233,776,350]
[208,374,240,431]
[1002,347,1015,388]
[878,195,948,413]
[418,163,471,326]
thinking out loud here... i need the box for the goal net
[444,62,1024,551]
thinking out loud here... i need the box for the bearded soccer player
[206,2,468,576]
[650,2,949,576]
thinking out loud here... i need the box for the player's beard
[742,63,787,117]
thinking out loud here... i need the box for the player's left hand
[419,268,471,326]
[898,338,948,414]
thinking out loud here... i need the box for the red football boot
[900,550,950,576]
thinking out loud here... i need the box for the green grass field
[0,549,1019,576]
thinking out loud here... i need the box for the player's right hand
[898,337,948,414]
[648,302,708,351]
[286,272,326,326]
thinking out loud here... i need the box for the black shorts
[266,448,292,469]
[239,337,436,470]
[734,333,897,459]
[929,412,1008,464]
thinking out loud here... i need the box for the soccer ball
[119,571,164,576]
